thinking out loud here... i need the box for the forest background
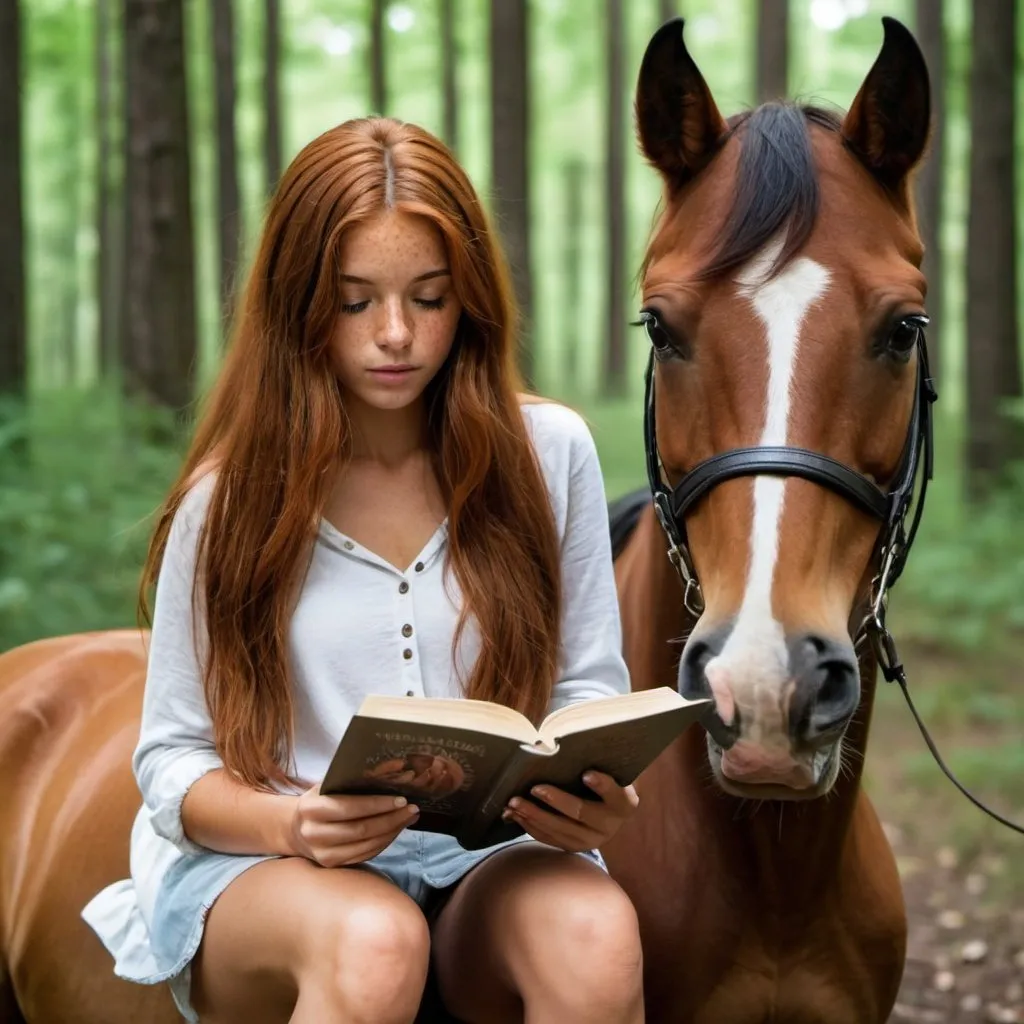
[0,2,1022,1014]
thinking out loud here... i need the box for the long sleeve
[540,407,632,714]
[132,479,223,856]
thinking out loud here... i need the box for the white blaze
[705,246,830,739]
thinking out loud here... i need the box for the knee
[544,883,643,995]
[318,898,430,1018]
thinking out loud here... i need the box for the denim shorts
[152,831,605,1022]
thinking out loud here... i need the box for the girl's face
[331,210,463,413]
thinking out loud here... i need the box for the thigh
[430,845,627,1023]
[190,856,424,1023]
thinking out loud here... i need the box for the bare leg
[189,857,430,1024]
[432,845,644,1024]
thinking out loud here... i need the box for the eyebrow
[340,269,451,285]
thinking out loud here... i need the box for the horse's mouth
[704,735,842,801]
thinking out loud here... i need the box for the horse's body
[1,17,934,1024]
[0,631,180,1023]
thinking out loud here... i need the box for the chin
[705,735,843,801]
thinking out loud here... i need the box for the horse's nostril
[679,639,714,700]
[679,626,737,746]
[787,633,861,743]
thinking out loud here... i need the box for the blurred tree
[659,0,674,24]
[967,0,1022,490]
[915,0,944,386]
[264,0,282,192]
[441,0,458,152]
[490,0,533,384]
[371,0,388,115]
[604,0,626,396]
[756,0,789,103]
[563,158,583,390]
[122,0,197,412]
[212,0,241,327]
[96,0,122,378]
[0,0,26,400]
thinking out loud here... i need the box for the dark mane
[670,103,842,281]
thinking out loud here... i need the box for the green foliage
[0,389,184,653]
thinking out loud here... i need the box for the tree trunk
[58,72,83,387]
[966,0,1021,489]
[659,0,674,23]
[756,0,789,103]
[0,0,26,399]
[915,0,944,387]
[604,0,626,397]
[122,0,197,412]
[264,0,282,193]
[489,0,533,385]
[441,0,458,152]
[212,0,241,327]
[563,159,583,392]
[96,0,122,379]
[370,0,387,115]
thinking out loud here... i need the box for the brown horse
[1,17,932,1024]
[602,16,931,1024]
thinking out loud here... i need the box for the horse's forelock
[648,104,842,284]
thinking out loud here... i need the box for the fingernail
[407,804,419,815]
[394,796,408,808]
[531,786,547,798]
[583,772,598,786]
[508,797,522,810]
[501,810,513,821]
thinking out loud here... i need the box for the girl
[83,117,643,1024]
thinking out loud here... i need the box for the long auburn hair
[141,118,562,790]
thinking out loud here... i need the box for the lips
[368,366,416,381]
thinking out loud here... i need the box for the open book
[320,688,711,850]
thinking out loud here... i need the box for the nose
[786,633,861,744]
[680,628,860,748]
[379,297,413,348]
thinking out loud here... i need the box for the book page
[358,694,540,744]
[537,687,706,744]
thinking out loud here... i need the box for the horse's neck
[620,507,880,886]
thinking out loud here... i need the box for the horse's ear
[635,18,727,188]
[842,17,930,189]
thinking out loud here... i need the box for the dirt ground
[869,647,1024,1024]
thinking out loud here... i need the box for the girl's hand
[501,771,639,853]
[288,784,420,868]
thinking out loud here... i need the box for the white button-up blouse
[82,400,630,977]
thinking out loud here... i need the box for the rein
[642,338,1024,837]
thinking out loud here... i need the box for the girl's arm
[132,479,294,857]
[546,409,632,712]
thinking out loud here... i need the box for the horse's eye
[636,310,678,359]
[886,315,928,359]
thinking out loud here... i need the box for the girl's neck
[345,394,429,466]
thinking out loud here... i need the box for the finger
[310,793,412,822]
[302,803,419,846]
[581,772,639,814]
[318,828,409,869]
[504,809,599,853]
[527,785,609,828]
[504,800,604,850]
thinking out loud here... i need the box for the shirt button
[402,624,413,638]
[406,689,415,697]
[414,561,424,573]
[343,540,354,551]
[399,581,409,594]
[403,648,413,660]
